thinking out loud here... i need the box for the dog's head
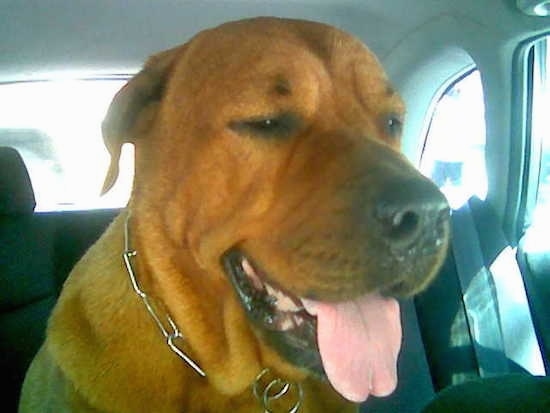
[102,17,449,403]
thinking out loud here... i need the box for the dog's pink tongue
[302,294,402,403]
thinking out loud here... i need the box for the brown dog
[19,17,449,413]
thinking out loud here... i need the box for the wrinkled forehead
[180,18,387,85]
[165,18,403,118]
[197,18,377,63]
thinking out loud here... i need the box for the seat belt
[468,197,546,376]
[451,202,510,377]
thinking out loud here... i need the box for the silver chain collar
[123,214,206,377]
[122,214,303,412]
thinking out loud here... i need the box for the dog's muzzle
[219,141,450,402]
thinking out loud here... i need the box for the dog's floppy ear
[101,45,185,194]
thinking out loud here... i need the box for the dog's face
[102,17,449,403]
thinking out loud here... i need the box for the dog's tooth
[265,296,277,306]
[241,257,255,276]
[265,283,278,296]
[264,283,299,311]
[301,298,319,316]
[278,317,294,331]
[293,314,304,326]
[241,257,264,290]
[274,292,301,312]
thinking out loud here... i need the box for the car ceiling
[1,0,548,82]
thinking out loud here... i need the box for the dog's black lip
[221,248,325,377]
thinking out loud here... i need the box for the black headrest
[0,147,36,214]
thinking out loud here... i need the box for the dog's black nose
[374,178,449,253]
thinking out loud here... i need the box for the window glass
[531,39,550,229]
[419,70,487,209]
[524,36,550,252]
[0,79,133,211]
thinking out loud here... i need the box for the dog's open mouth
[223,249,315,331]
[222,248,402,403]
[222,249,324,375]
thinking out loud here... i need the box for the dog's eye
[384,114,403,138]
[230,113,300,139]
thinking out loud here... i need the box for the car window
[524,35,550,253]
[419,69,487,209]
[516,35,550,378]
[0,79,132,211]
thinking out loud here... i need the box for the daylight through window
[419,70,487,209]
[0,79,132,211]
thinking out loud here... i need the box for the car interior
[1,1,550,412]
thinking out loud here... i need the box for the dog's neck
[123,214,304,412]
[123,213,206,377]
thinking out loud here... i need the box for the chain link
[253,369,303,413]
